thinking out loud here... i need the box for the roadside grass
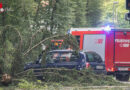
[0,85,129,90]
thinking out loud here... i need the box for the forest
[0,0,129,89]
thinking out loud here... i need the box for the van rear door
[115,31,130,68]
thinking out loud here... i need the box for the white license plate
[96,66,104,69]
[118,67,128,71]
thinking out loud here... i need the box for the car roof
[49,49,74,53]
[48,49,86,55]
[82,51,100,55]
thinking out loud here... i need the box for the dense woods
[0,0,129,77]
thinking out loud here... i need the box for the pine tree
[72,0,87,27]
[0,0,37,74]
[37,0,75,34]
[86,0,103,27]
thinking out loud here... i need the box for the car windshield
[46,51,79,63]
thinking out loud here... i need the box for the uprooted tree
[0,25,79,76]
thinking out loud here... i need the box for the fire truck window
[75,36,80,46]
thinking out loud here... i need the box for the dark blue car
[24,50,106,75]
[45,50,106,73]
[24,50,86,70]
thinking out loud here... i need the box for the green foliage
[11,50,24,76]
[86,0,103,27]
[36,0,75,34]
[62,35,79,50]
[9,68,120,89]
[18,79,62,90]
[72,0,87,27]
[36,68,119,86]
[18,79,42,89]
[0,26,25,75]
[0,0,37,75]
[102,0,130,28]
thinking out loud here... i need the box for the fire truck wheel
[116,74,129,81]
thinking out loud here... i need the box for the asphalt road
[60,80,130,90]
[60,86,130,90]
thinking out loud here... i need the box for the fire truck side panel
[114,31,130,67]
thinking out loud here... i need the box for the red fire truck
[69,27,130,81]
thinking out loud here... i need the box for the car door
[85,52,105,73]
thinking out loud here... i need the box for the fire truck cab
[70,27,130,81]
